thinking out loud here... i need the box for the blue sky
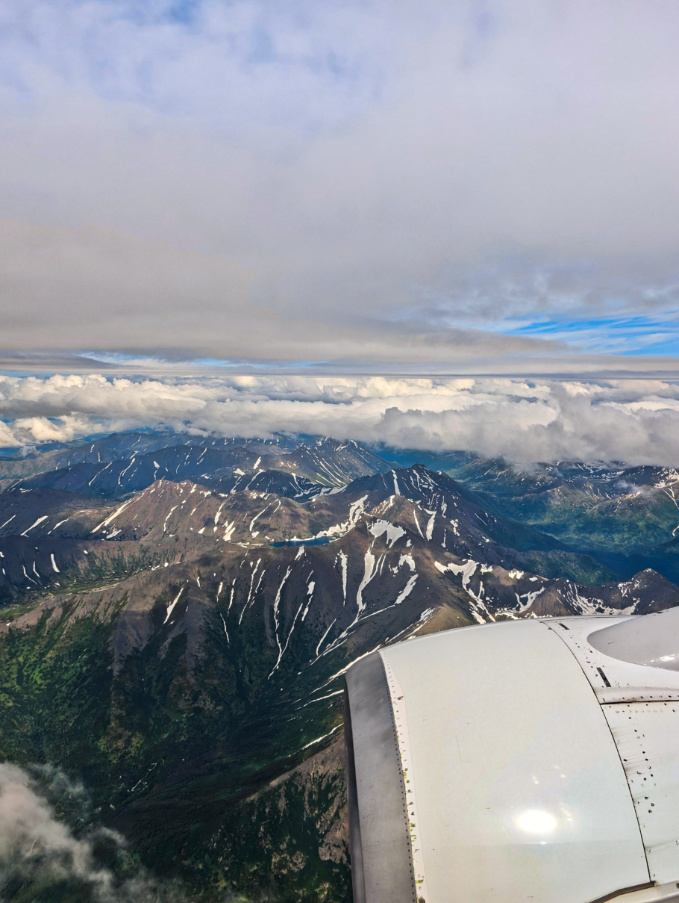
[496,317,679,357]
[0,0,678,372]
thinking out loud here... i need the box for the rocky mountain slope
[0,433,677,902]
[390,449,679,581]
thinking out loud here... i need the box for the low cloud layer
[2,373,679,467]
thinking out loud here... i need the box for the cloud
[0,217,558,365]
[3,373,679,467]
[0,762,181,902]
[0,1,678,363]
[0,0,391,134]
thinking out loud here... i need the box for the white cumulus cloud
[2,373,679,467]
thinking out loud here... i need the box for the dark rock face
[0,432,678,901]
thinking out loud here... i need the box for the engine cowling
[344,612,679,903]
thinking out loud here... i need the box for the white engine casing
[344,609,679,903]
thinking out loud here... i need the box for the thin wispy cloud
[0,763,181,901]
[502,316,679,356]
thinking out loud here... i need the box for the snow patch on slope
[368,519,405,548]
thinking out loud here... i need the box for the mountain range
[0,433,677,901]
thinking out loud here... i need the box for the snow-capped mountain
[0,433,678,902]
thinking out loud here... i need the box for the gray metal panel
[548,617,679,693]
[588,610,679,671]
[344,652,417,903]
[602,702,679,883]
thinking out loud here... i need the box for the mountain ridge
[0,433,678,901]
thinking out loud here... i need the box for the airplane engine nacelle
[344,611,679,903]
